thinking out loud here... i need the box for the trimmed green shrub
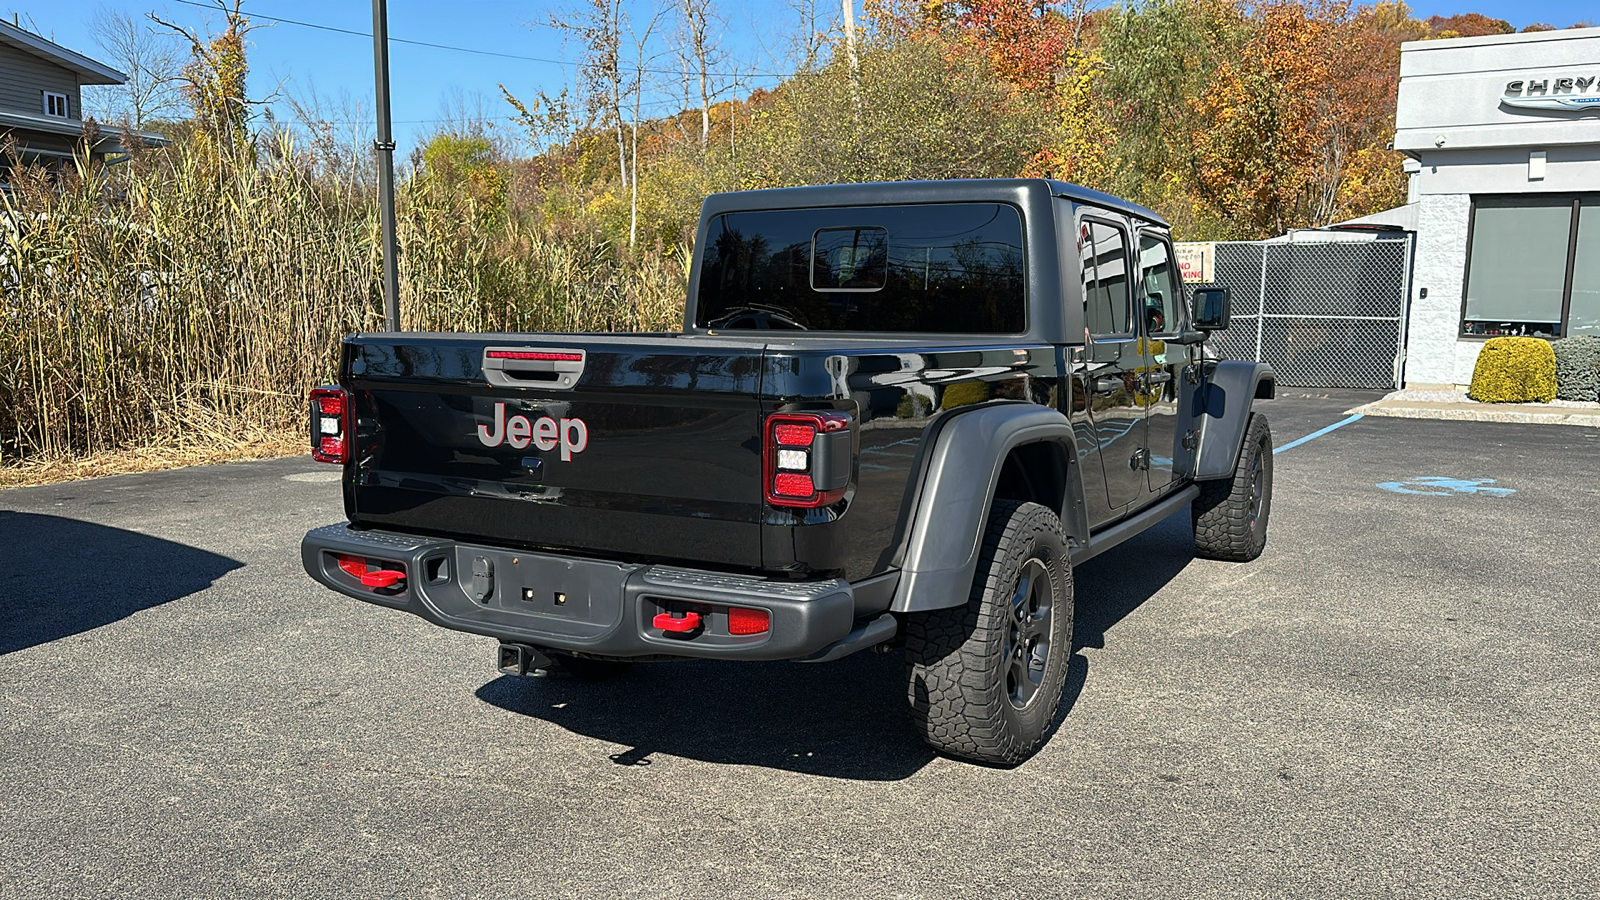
[1468,337,1557,403]
[896,392,933,418]
[1552,335,1600,402]
[939,381,991,410]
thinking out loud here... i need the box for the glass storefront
[1462,194,1600,339]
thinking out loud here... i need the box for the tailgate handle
[483,348,586,390]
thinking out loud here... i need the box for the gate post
[1255,242,1268,363]
[1395,234,1416,389]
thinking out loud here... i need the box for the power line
[272,86,737,126]
[171,0,799,81]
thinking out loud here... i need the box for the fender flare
[890,403,1085,613]
[1194,360,1276,481]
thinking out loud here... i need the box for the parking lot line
[1273,413,1364,455]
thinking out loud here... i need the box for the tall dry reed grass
[0,136,686,471]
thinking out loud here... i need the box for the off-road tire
[902,500,1074,766]
[1192,412,1273,562]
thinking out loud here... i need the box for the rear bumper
[301,523,860,661]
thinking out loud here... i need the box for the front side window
[1462,195,1600,339]
[696,202,1025,333]
[1137,234,1182,337]
[43,91,69,118]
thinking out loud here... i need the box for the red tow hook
[359,569,406,588]
[336,554,406,589]
[653,611,702,633]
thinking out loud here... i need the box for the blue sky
[12,0,1595,152]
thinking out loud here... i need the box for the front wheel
[902,500,1075,765]
[1192,412,1273,561]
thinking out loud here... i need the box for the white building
[1397,27,1600,387]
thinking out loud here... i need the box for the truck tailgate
[343,334,767,568]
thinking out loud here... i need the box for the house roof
[0,109,169,148]
[0,20,127,85]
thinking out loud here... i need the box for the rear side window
[1080,220,1132,337]
[696,202,1026,333]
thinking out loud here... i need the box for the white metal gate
[1193,236,1414,390]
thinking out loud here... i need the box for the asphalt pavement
[3,389,1597,898]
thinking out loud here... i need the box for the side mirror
[1192,286,1231,332]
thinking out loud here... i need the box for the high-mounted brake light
[485,350,585,362]
[309,386,351,464]
[764,412,851,508]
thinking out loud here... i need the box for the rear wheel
[1193,412,1273,561]
[902,500,1074,765]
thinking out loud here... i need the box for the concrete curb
[1350,399,1600,428]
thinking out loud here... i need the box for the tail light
[764,411,852,508]
[310,386,351,464]
[727,606,770,635]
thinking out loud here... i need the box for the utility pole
[372,0,401,331]
[840,0,860,112]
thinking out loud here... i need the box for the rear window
[695,202,1026,333]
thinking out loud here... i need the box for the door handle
[1092,376,1123,394]
[1142,371,1174,386]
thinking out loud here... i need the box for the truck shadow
[475,650,938,780]
[1072,511,1195,653]
[474,509,1192,780]
[0,511,243,655]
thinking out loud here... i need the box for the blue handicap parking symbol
[1376,476,1515,497]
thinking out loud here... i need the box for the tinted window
[1464,197,1571,335]
[812,227,888,290]
[1571,199,1600,338]
[696,203,1026,333]
[1081,220,1131,336]
[1138,234,1182,336]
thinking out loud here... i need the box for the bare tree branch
[89,8,184,128]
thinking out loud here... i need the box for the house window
[42,91,69,118]
[1461,195,1600,339]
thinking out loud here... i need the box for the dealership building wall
[1397,27,1600,387]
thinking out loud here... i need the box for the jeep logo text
[477,403,589,461]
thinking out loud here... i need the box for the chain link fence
[1194,237,1413,390]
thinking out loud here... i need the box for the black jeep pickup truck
[302,179,1275,764]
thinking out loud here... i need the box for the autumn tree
[1190,0,1406,236]
[1094,0,1245,234]
[673,0,744,154]
[946,0,1073,90]
[416,133,509,225]
[739,33,1051,186]
[551,0,628,189]
[1424,13,1513,38]
[151,0,259,151]
[787,0,831,69]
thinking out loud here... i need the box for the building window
[1462,195,1598,339]
[42,91,69,118]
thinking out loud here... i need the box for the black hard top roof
[699,178,1169,228]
